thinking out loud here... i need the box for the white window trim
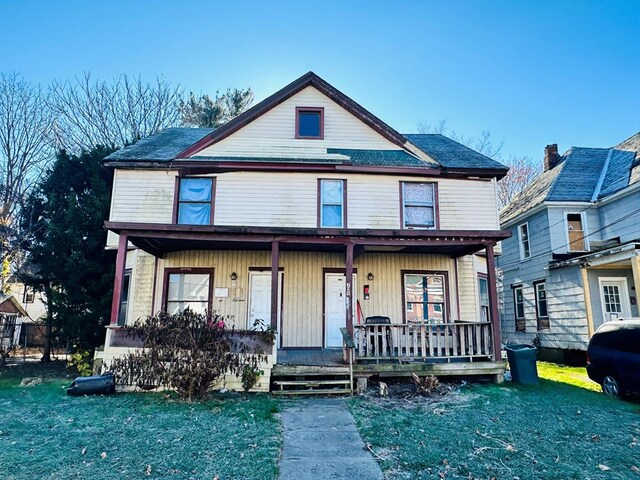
[597,277,631,322]
[564,211,589,253]
[518,222,531,260]
[534,281,548,319]
[513,285,525,320]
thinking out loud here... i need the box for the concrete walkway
[279,398,384,480]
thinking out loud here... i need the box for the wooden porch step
[273,379,351,387]
[272,388,352,396]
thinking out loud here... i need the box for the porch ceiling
[105,221,510,258]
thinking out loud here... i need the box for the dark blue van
[587,320,640,397]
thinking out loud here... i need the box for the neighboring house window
[23,286,35,304]
[401,182,437,229]
[567,213,586,252]
[518,223,531,259]
[403,272,447,323]
[513,285,525,331]
[319,179,346,228]
[295,107,324,139]
[534,281,549,330]
[478,275,490,322]
[165,270,213,315]
[177,177,215,225]
[117,269,132,326]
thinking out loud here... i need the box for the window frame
[117,269,132,326]
[534,280,549,330]
[317,178,347,228]
[22,285,35,304]
[400,181,439,230]
[565,211,588,253]
[513,284,526,331]
[477,273,490,322]
[295,107,324,139]
[173,176,216,226]
[161,267,215,318]
[518,222,531,260]
[401,270,449,324]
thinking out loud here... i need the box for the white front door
[598,278,631,324]
[324,273,357,347]
[248,272,282,334]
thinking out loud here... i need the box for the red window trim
[317,178,347,228]
[399,181,439,230]
[295,107,324,140]
[173,176,216,225]
[161,267,215,317]
[400,270,450,324]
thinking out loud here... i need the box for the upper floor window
[319,179,345,228]
[177,177,214,225]
[518,223,531,259]
[567,213,586,252]
[513,284,525,331]
[401,182,437,229]
[23,286,35,304]
[295,107,324,139]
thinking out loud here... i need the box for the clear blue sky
[1,0,638,162]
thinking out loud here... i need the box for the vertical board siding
[194,86,400,157]
[134,249,470,348]
[457,255,478,321]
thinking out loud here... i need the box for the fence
[0,320,68,362]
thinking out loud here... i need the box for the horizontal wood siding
[108,170,500,233]
[195,86,400,157]
[599,191,640,245]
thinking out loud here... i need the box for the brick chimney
[544,144,560,172]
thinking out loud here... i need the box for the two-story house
[498,133,639,363]
[100,72,510,391]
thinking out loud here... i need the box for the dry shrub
[412,374,440,396]
[108,311,273,400]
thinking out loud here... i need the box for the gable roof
[500,145,637,226]
[177,71,408,158]
[0,293,29,318]
[404,134,508,172]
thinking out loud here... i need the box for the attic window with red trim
[295,107,324,139]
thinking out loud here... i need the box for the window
[401,182,437,229]
[295,107,324,139]
[403,272,447,323]
[534,281,549,330]
[478,275,490,322]
[319,179,345,227]
[177,177,214,225]
[513,285,525,331]
[117,270,132,326]
[567,213,586,252]
[518,223,531,259]
[165,270,213,316]
[22,286,35,304]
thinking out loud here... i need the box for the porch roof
[549,241,640,269]
[105,222,511,258]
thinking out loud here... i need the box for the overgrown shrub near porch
[108,312,274,400]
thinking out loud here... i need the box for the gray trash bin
[67,373,116,396]
[505,344,538,385]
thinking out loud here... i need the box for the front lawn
[0,363,281,480]
[349,366,640,479]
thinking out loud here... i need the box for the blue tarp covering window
[178,178,212,225]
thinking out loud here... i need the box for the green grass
[0,362,281,480]
[537,361,601,392]
[349,369,640,479]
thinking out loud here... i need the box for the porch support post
[631,256,640,316]
[485,243,502,361]
[345,242,354,336]
[581,267,595,338]
[109,234,128,325]
[270,241,280,331]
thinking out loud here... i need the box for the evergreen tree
[22,146,116,356]
[179,88,254,128]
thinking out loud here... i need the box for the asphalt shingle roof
[404,134,508,171]
[105,127,214,161]
[500,146,637,225]
[327,148,432,167]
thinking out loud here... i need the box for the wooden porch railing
[353,321,493,361]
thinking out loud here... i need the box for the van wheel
[602,375,624,397]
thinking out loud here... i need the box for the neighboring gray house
[498,132,640,361]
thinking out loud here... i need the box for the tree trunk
[41,285,54,363]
